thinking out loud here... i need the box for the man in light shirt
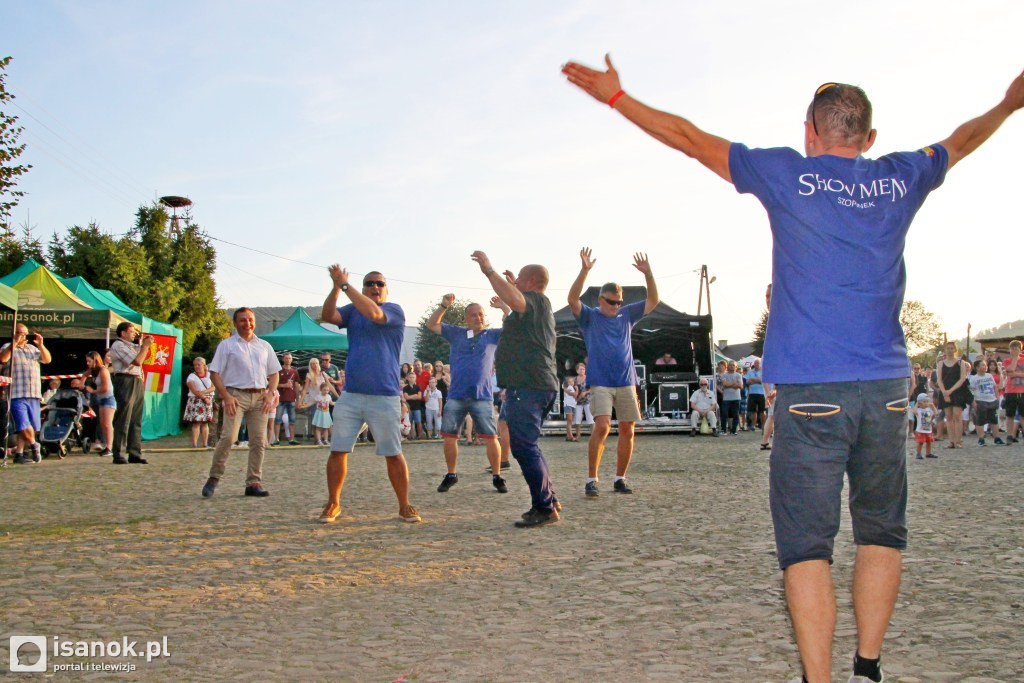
[689,379,718,436]
[202,308,281,498]
[108,321,154,465]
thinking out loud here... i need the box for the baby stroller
[39,389,87,459]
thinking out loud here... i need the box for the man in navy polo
[567,247,659,497]
[563,54,1024,683]
[318,266,420,524]
[426,294,507,494]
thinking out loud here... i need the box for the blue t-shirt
[337,302,405,396]
[746,368,765,396]
[730,142,948,384]
[576,300,646,387]
[441,324,501,401]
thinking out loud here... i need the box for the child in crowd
[563,376,578,441]
[399,399,412,440]
[969,358,1002,445]
[423,377,443,439]
[312,383,335,446]
[914,393,936,459]
[41,378,60,405]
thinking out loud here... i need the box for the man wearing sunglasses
[318,267,421,524]
[472,250,560,528]
[562,55,1024,683]
[567,247,659,498]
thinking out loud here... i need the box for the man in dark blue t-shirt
[318,266,421,525]
[563,55,1024,683]
[568,247,659,498]
[425,293,507,494]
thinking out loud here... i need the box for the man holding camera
[0,323,52,463]
[109,321,154,465]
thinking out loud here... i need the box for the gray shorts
[770,378,909,570]
[330,392,403,456]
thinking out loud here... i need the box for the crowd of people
[4,51,1022,683]
[1,321,154,465]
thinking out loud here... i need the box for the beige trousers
[209,389,270,485]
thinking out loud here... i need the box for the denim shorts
[441,398,497,438]
[770,378,910,570]
[95,395,117,410]
[330,392,403,456]
[275,401,296,424]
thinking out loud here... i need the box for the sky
[3,0,1023,347]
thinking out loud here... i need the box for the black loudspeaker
[658,383,689,415]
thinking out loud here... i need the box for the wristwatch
[340,283,349,292]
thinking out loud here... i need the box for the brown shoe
[319,502,341,523]
[398,505,422,523]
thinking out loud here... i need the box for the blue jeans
[504,388,557,512]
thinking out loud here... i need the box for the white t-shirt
[915,407,935,434]
[563,384,578,409]
[969,373,998,403]
[423,388,442,411]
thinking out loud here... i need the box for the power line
[216,259,324,297]
[8,89,154,200]
[20,129,144,209]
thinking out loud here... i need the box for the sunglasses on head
[601,296,623,306]
[811,82,848,135]
[363,280,387,288]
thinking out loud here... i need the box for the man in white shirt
[108,322,154,464]
[689,379,719,436]
[202,308,281,498]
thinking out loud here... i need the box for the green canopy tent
[0,282,19,313]
[261,308,348,355]
[0,262,182,440]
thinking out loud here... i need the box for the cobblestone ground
[1,430,1021,682]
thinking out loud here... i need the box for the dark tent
[553,286,713,415]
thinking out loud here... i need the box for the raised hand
[328,264,349,289]
[470,251,493,274]
[561,54,623,105]
[580,247,596,271]
[632,252,652,275]
[441,293,455,307]
[1005,68,1024,112]
[502,270,516,285]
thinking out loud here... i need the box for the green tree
[751,309,768,357]
[0,218,46,274]
[414,298,473,364]
[48,203,229,356]
[0,56,31,234]
[900,299,943,354]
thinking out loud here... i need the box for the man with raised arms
[567,247,659,498]
[318,267,420,524]
[426,294,507,494]
[562,54,1024,683]
[472,251,560,528]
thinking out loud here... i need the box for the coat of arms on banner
[142,333,176,393]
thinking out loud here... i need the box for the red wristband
[607,90,625,107]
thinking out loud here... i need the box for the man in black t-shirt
[472,250,560,528]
